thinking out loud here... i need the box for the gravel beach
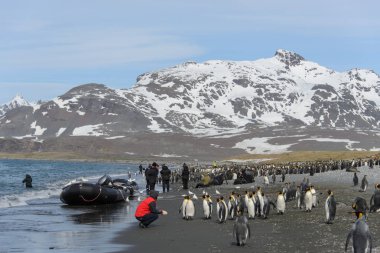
[114,166,380,253]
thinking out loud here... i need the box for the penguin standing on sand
[217,197,228,223]
[295,186,301,209]
[311,185,318,208]
[228,193,238,219]
[304,188,313,212]
[264,175,269,186]
[345,212,373,253]
[256,187,264,217]
[244,191,250,213]
[261,193,275,219]
[360,175,368,192]
[370,184,380,212]
[179,195,195,220]
[353,172,359,186]
[247,192,256,219]
[202,194,212,219]
[233,215,250,246]
[353,197,369,219]
[325,190,336,224]
[276,191,286,215]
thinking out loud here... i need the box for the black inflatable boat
[60,175,139,205]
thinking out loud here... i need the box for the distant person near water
[135,190,168,228]
[22,174,33,188]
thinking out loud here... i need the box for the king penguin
[345,212,373,253]
[310,185,318,208]
[325,190,336,224]
[370,184,380,212]
[202,194,212,219]
[228,192,237,220]
[257,187,264,217]
[180,195,195,220]
[304,188,313,212]
[276,191,286,215]
[233,215,250,246]
[360,175,368,192]
[295,186,301,209]
[247,192,256,219]
[217,196,228,223]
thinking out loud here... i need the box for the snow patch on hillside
[72,124,103,136]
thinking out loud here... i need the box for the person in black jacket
[160,164,171,193]
[146,162,159,191]
[181,163,190,190]
[22,174,33,188]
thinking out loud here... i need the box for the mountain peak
[275,49,305,67]
[8,94,29,108]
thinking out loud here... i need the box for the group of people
[140,162,191,193]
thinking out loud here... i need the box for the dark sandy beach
[114,167,380,253]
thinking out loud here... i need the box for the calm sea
[0,159,145,253]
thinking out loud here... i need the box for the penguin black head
[206,194,210,198]
[202,194,207,199]
[220,196,224,200]
[327,189,332,195]
[376,184,380,189]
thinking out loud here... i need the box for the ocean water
[0,159,145,253]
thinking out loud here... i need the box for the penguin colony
[173,172,379,250]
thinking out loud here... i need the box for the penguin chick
[233,215,250,246]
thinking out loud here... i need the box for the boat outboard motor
[97,175,113,186]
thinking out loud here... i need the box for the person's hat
[149,190,159,199]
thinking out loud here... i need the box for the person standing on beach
[181,163,190,190]
[135,190,168,228]
[22,174,33,188]
[139,164,143,174]
[146,162,159,191]
[160,164,171,193]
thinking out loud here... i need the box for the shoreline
[113,167,380,253]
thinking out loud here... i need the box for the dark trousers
[182,178,189,189]
[149,182,156,191]
[136,213,159,227]
[162,180,170,192]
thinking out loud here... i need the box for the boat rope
[79,187,102,202]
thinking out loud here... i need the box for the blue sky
[1,0,379,104]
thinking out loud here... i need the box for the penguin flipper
[247,224,251,239]
[345,230,353,252]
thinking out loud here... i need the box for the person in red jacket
[135,190,168,228]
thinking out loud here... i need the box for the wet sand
[114,167,380,253]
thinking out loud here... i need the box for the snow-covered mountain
[0,49,380,158]
[0,95,30,116]
[127,49,380,134]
